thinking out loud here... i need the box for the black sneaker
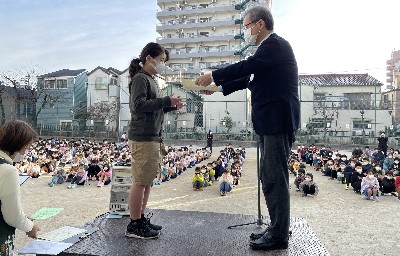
[125,219,160,239]
[142,213,162,231]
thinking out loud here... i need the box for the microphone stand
[228,136,268,229]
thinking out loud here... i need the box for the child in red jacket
[395,173,400,201]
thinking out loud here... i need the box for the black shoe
[250,226,292,240]
[142,213,162,231]
[250,227,270,240]
[249,235,288,251]
[125,219,160,239]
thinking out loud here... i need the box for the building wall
[119,69,130,132]
[37,72,87,127]
[299,83,391,136]
[87,69,119,130]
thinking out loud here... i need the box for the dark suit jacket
[212,33,300,137]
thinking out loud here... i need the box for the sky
[1,0,399,85]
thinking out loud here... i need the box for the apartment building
[386,49,400,87]
[156,0,271,81]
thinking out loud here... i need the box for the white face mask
[368,175,374,179]
[356,169,362,174]
[151,59,166,75]
[244,25,258,45]
[305,178,311,182]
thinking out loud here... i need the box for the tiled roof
[39,69,86,78]
[88,66,122,76]
[299,73,383,86]
[0,85,36,100]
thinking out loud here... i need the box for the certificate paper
[18,240,73,255]
[181,79,219,92]
[37,226,87,242]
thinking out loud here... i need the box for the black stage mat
[59,209,330,256]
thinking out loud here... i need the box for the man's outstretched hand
[196,73,215,95]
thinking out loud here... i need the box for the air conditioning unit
[212,26,216,31]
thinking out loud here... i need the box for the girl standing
[125,42,183,239]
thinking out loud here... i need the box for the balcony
[156,19,236,32]
[169,50,236,59]
[157,33,235,44]
[157,5,236,19]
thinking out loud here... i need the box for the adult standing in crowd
[206,130,213,153]
[195,5,300,251]
[0,120,40,255]
[378,132,388,156]
[125,42,184,239]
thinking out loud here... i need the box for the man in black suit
[196,5,300,251]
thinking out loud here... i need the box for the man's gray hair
[243,5,274,30]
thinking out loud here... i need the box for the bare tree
[0,81,5,125]
[86,98,120,129]
[0,66,66,127]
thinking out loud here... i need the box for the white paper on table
[37,226,87,242]
[19,176,30,186]
[181,79,219,92]
[18,240,73,255]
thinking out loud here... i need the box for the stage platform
[59,209,330,256]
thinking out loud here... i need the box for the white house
[87,67,122,131]
[299,73,392,137]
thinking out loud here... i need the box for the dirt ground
[14,146,400,256]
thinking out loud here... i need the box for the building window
[56,79,67,89]
[353,120,371,129]
[344,93,371,110]
[110,78,118,85]
[44,79,55,89]
[95,77,108,89]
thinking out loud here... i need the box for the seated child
[230,166,240,186]
[48,162,66,187]
[380,170,396,195]
[67,163,87,189]
[192,167,204,191]
[97,163,112,187]
[201,165,211,186]
[207,163,215,182]
[395,172,400,200]
[168,161,177,179]
[300,173,319,197]
[28,162,41,178]
[361,170,380,201]
[351,162,364,194]
[294,168,306,191]
[219,169,233,196]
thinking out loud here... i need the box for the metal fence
[34,98,400,146]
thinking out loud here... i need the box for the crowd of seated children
[298,143,400,202]
[154,146,210,185]
[188,145,245,195]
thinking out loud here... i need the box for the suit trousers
[259,133,291,239]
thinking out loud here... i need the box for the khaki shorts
[128,140,160,186]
